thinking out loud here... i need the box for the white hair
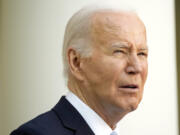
[62,2,135,78]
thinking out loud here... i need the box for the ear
[67,48,84,81]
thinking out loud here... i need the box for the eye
[113,50,126,54]
[138,52,148,57]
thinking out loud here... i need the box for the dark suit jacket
[10,96,95,135]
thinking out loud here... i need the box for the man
[11,3,148,135]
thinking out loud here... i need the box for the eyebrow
[111,42,129,48]
[111,42,149,51]
[138,46,149,51]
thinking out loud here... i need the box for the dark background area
[175,0,180,134]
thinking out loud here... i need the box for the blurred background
[0,0,179,135]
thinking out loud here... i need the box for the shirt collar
[66,91,119,135]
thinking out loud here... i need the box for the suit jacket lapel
[52,96,95,135]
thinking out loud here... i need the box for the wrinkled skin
[68,11,148,129]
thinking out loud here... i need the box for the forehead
[90,11,147,48]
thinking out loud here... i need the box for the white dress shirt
[66,91,119,135]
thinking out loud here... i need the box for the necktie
[110,131,118,135]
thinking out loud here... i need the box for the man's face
[80,12,148,114]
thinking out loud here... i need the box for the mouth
[118,84,139,93]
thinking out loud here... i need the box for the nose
[125,54,142,75]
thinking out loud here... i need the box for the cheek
[139,62,148,95]
[99,57,126,78]
[84,56,126,85]
[142,62,148,82]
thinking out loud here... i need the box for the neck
[67,76,87,104]
[67,76,128,130]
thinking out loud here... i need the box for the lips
[120,85,138,89]
[119,84,139,93]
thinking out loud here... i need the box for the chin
[128,104,139,112]
[123,100,140,112]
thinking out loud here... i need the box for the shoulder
[10,110,70,135]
